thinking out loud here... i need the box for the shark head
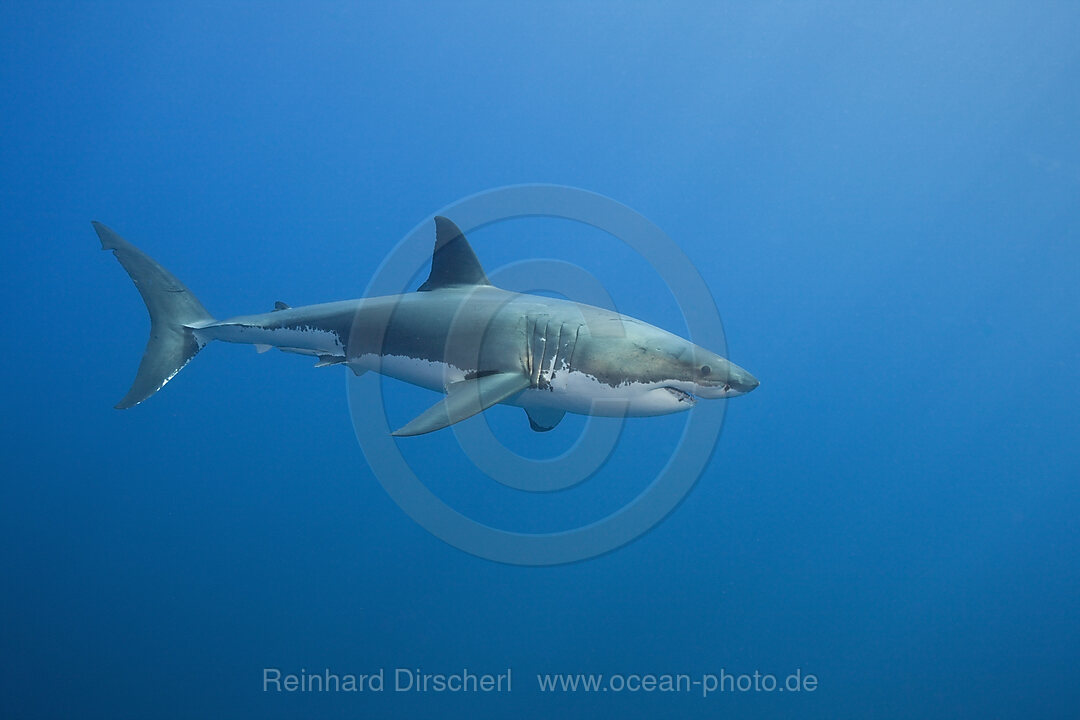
[638,337,759,405]
[560,319,758,417]
[676,351,760,399]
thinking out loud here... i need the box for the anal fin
[314,355,345,368]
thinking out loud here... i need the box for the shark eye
[700,364,711,377]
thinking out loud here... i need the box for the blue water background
[2,3,1078,718]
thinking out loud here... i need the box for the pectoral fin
[392,372,530,437]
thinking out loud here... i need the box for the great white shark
[96,217,758,435]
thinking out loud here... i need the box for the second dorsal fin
[417,216,491,291]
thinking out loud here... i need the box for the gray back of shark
[97,216,757,436]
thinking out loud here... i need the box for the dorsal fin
[417,216,491,291]
[273,301,290,311]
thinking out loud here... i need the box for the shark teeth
[663,386,697,405]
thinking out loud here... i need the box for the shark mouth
[663,386,698,405]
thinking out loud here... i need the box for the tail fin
[94,222,215,409]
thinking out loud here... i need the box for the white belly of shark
[537,368,697,417]
[349,353,466,395]
[350,353,696,418]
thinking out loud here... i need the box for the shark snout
[727,364,759,394]
[692,359,759,398]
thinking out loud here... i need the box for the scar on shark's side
[96,217,757,436]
